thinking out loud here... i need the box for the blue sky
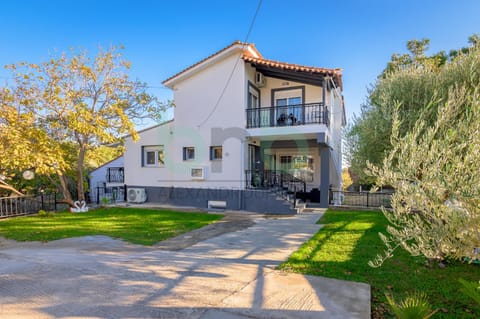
[1,0,479,124]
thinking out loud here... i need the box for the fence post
[54,192,57,211]
[366,192,369,207]
[41,193,44,211]
[293,185,297,209]
[97,187,100,205]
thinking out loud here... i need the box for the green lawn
[279,209,480,318]
[0,207,223,245]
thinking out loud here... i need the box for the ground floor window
[143,145,165,167]
[183,147,195,161]
[210,146,223,160]
[280,155,314,182]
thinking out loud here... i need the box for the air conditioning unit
[191,167,206,180]
[255,72,265,87]
[127,188,147,203]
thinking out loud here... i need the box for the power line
[197,0,263,128]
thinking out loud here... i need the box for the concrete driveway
[0,211,370,319]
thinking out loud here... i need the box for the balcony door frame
[247,81,261,127]
[271,86,305,125]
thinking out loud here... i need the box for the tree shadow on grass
[0,212,372,319]
[281,209,480,318]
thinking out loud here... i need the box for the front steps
[253,187,308,214]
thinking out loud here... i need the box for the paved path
[0,211,370,319]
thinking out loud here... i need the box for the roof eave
[162,42,250,88]
[244,56,343,89]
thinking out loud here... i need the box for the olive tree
[369,46,480,265]
[347,36,479,186]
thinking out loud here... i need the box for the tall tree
[368,42,480,265]
[0,47,168,206]
[346,35,478,186]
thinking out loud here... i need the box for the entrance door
[263,154,276,187]
[264,154,276,171]
[280,155,314,182]
[248,145,262,187]
[248,145,260,171]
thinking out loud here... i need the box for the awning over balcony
[242,55,343,88]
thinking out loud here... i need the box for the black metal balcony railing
[106,167,124,183]
[246,102,329,129]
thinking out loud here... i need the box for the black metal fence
[95,185,127,205]
[331,190,393,208]
[0,193,57,218]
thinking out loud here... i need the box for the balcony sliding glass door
[274,88,303,126]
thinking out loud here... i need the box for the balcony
[106,167,124,183]
[246,102,329,129]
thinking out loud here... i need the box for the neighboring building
[89,155,125,204]
[124,41,345,213]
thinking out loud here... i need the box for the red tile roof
[162,41,342,89]
[242,55,343,88]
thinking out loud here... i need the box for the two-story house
[124,41,345,214]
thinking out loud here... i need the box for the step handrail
[245,169,306,193]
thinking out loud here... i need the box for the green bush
[37,210,53,217]
[459,278,480,307]
[101,197,109,205]
[386,292,438,319]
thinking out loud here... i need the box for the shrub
[37,210,53,217]
[386,292,438,319]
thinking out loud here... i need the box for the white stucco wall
[124,121,175,187]
[125,52,248,190]
[167,52,247,189]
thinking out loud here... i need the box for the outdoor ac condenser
[127,188,147,203]
[255,72,265,87]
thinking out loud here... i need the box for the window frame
[142,145,165,167]
[183,147,195,161]
[248,83,260,109]
[210,146,223,161]
[279,154,314,183]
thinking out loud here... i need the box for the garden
[280,209,480,318]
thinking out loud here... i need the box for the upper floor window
[273,87,303,107]
[276,96,301,107]
[248,84,260,109]
[143,146,164,167]
[210,146,222,160]
[183,147,195,161]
